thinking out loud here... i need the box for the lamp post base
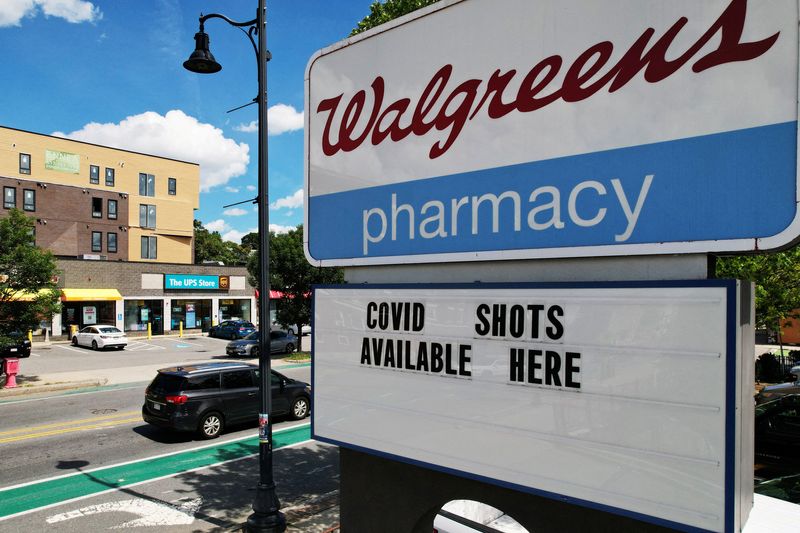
[245,483,286,533]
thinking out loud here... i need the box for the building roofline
[1,125,200,167]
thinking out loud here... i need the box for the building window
[139,173,155,197]
[3,187,15,209]
[139,204,156,228]
[108,199,118,220]
[105,168,115,187]
[168,178,176,196]
[91,231,102,252]
[141,236,157,259]
[92,197,103,218]
[90,165,99,184]
[23,189,35,211]
[107,232,118,253]
[19,153,31,174]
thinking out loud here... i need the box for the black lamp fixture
[183,3,284,533]
[183,26,222,74]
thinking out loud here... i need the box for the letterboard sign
[312,281,753,533]
[305,0,800,266]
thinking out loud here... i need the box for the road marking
[0,384,147,406]
[0,411,143,444]
[125,341,166,352]
[55,344,87,354]
[0,423,311,521]
[46,497,202,527]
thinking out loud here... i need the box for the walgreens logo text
[316,0,778,160]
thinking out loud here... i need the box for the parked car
[225,330,298,357]
[0,332,32,358]
[141,362,311,439]
[756,380,800,405]
[208,320,256,340]
[755,394,800,469]
[71,325,127,350]
[272,322,311,336]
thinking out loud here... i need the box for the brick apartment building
[1,125,255,337]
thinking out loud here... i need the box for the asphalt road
[0,362,310,487]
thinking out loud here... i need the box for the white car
[72,325,128,350]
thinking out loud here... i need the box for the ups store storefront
[54,259,255,338]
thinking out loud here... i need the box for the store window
[62,301,116,333]
[108,199,118,220]
[105,167,115,187]
[19,153,31,174]
[23,189,35,211]
[90,165,100,184]
[219,299,252,322]
[171,299,212,331]
[124,300,164,334]
[4,186,16,209]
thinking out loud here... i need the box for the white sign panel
[312,282,750,532]
[305,0,800,266]
[83,306,97,325]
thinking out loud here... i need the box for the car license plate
[9,348,17,352]
[151,402,161,411]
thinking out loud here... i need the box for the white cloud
[270,189,303,210]
[223,208,248,216]
[53,110,249,192]
[246,185,256,192]
[222,227,258,243]
[234,104,304,136]
[205,219,227,233]
[270,224,294,234]
[225,186,240,193]
[0,0,101,27]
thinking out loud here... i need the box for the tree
[351,0,441,35]
[716,249,800,350]
[247,225,343,351]
[193,219,248,265]
[0,209,61,343]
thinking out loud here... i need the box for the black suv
[141,362,310,439]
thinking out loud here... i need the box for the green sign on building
[45,149,80,174]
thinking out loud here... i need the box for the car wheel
[72,336,78,346]
[198,412,224,439]
[291,397,310,420]
[208,330,215,338]
[91,340,99,350]
[251,346,260,358]
[285,343,295,354]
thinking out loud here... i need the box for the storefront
[60,289,122,335]
[170,299,212,331]
[124,299,164,335]
[219,299,252,322]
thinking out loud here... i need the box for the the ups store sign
[164,274,230,290]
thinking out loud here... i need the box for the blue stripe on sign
[308,121,797,260]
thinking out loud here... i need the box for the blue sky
[0,0,374,242]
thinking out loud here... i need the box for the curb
[0,378,107,398]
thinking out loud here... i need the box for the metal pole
[246,0,285,531]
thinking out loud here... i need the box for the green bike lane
[0,423,311,520]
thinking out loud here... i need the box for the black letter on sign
[546,305,564,340]
[475,304,490,336]
[509,348,524,382]
[565,352,581,389]
[431,343,444,373]
[366,302,377,329]
[412,302,425,331]
[360,337,371,365]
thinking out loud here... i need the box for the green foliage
[247,225,344,350]
[193,219,251,266]
[351,0,441,35]
[716,249,800,331]
[0,209,61,341]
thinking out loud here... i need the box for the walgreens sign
[305,0,800,266]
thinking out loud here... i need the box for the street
[0,336,338,532]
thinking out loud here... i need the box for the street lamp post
[183,2,285,532]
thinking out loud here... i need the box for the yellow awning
[61,289,122,302]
